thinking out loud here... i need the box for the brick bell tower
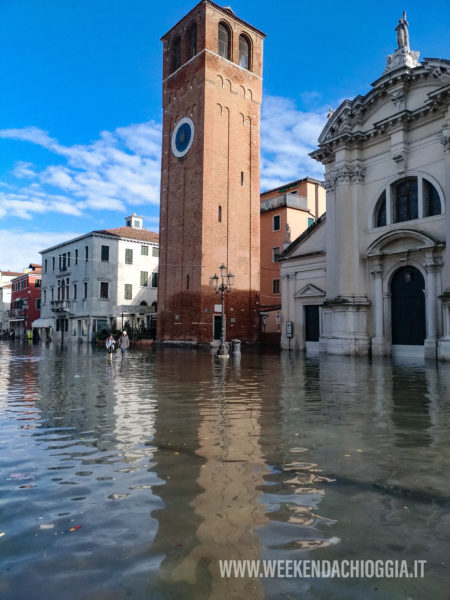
[157,1,265,343]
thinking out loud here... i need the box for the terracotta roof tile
[94,227,159,243]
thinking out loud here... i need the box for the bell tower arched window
[239,34,250,70]
[187,22,197,59]
[171,36,182,73]
[218,23,231,59]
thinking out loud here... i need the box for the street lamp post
[211,264,234,357]
[22,297,28,341]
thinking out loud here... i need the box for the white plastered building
[37,215,159,342]
[280,27,450,361]
[0,270,22,332]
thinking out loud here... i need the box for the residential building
[279,21,450,361]
[9,264,42,338]
[259,178,325,340]
[37,215,159,342]
[157,1,265,344]
[0,270,23,333]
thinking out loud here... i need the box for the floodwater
[1,342,450,600]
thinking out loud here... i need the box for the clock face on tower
[171,117,195,157]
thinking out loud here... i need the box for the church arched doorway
[391,266,426,345]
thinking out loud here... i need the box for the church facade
[280,22,450,360]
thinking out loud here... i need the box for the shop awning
[31,318,54,328]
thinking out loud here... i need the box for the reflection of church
[280,17,450,360]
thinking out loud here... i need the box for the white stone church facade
[280,27,450,360]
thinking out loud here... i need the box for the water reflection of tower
[149,350,268,599]
[148,350,209,598]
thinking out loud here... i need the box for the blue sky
[0,0,449,270]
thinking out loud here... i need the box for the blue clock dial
[175,123,191,153]
[171,117,194,157]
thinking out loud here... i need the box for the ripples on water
[1,343,450,599]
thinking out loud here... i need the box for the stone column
[444,299,450,338]
[438,115,450,360]
[280,273,290,350]
[385,184,392,225]
[439,296,450,361]
[424,260,441,360]
[371,261,386,356]
[320,161,370,355]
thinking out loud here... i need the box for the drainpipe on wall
[315,183,319,220]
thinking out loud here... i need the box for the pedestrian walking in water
[118,330,129,358]
[105,334,115,355]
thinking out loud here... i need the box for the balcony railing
[50,300,71,313]
[8,308,26,318]
[260,193,308,213]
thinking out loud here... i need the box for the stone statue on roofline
[384,11,419,73]
[395,11,410,50]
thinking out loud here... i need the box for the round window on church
[171,117,195,157]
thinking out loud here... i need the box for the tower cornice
[161,0,266,42]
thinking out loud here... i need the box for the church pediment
[294,283,326,298]
[367,229,441,257]
[314,58,450,156]
[318,100,353,144]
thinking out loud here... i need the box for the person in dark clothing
[118,331,129,357]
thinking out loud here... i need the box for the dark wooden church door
[391,266,426,345]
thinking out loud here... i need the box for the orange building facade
[157,1,265,343]
[259,178,325,336]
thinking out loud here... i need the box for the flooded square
[1,342,449,599]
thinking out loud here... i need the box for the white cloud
[12,161,37,179]
[0,189,83,219]
[116,122,162,156]
[41,166,77,190]
[0,96,326,225]
[0,229,83,271]
[0,120,162,220]
[0,126,58,149]
[260,94,326,191]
